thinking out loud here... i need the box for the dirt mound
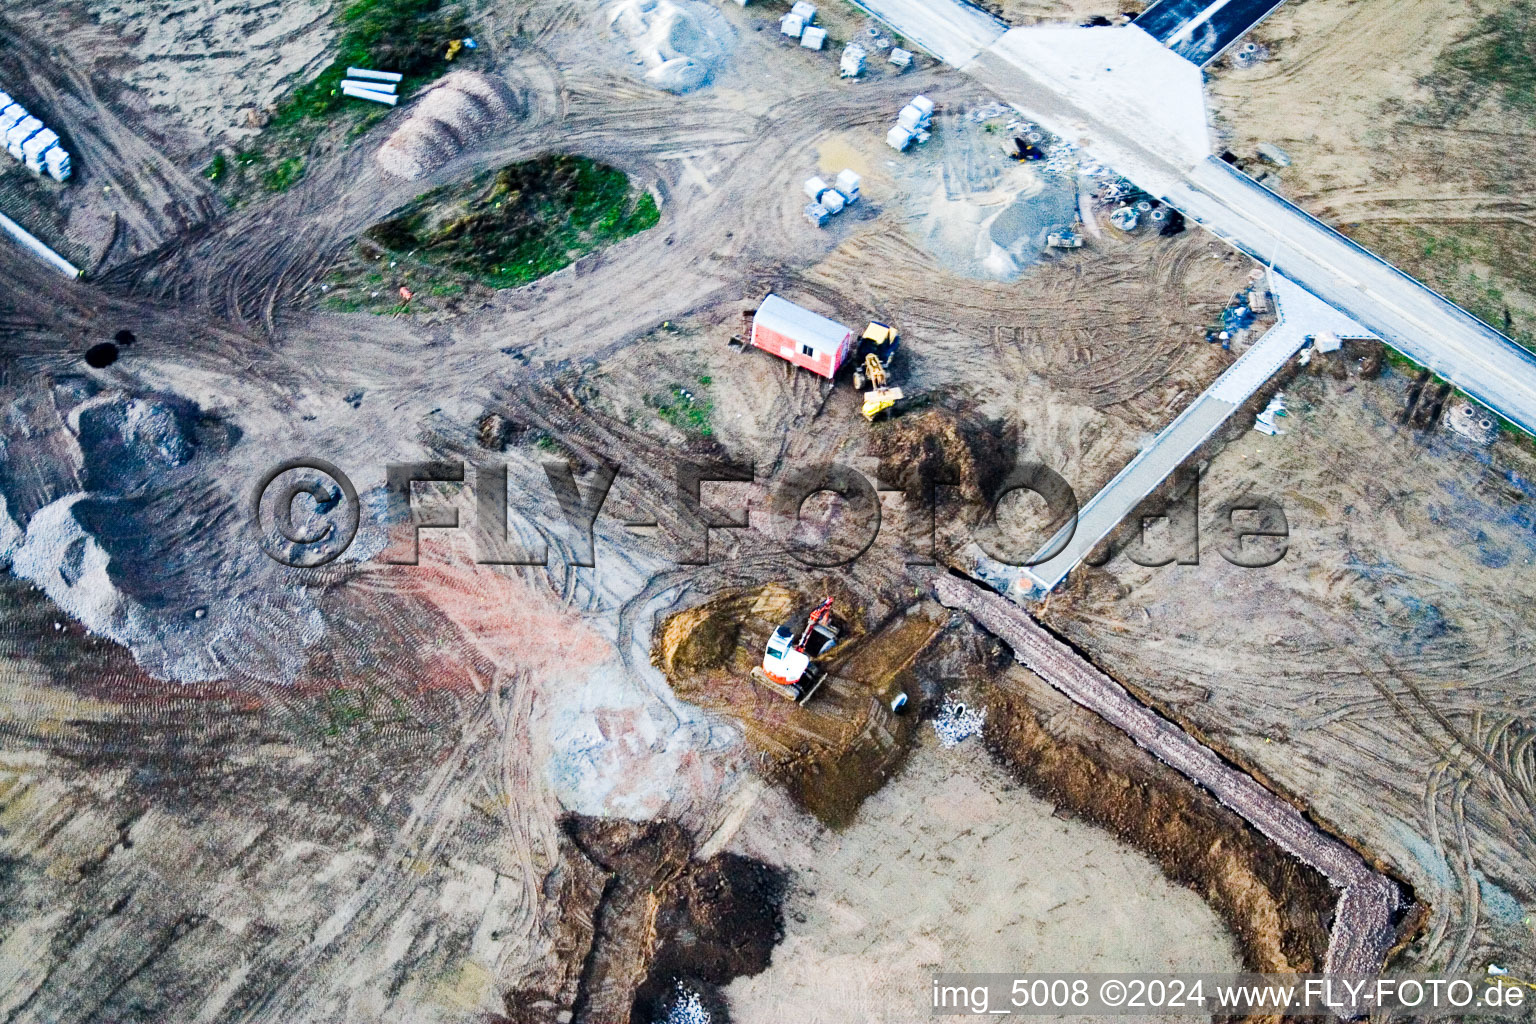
[376,71,519,180]
[867,407,1017,504]
[653,584,943,827]
[631,853,785,1023]
[653,585,791,675]
[606,0,736,94]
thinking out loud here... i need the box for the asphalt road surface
[1135,0,1289,65]
[1020,299,1306,594]
[855,0,1536,439]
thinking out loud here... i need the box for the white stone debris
[608,0,736,92]
[663,984,712,1024]
[933,698,986,747]
[840,42,867,77]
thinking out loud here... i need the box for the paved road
[859,1,1536,439]
[1171,159,1536,436]
[856,0,1536,594]
[1135,0,1289,65]
[848,0,1004,65]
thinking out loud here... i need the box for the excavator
[752,596,840,704]
[851,322,903,421]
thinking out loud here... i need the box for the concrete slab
[1015,310,1310,595]
[986,27,1211,169]
[847,0,1005,67]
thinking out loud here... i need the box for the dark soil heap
[512,816,785,1024]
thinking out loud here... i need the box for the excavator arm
[796,596,835,651]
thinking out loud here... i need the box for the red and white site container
[750,293,853,379]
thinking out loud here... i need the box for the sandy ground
[83,0,336,145]
[0,0,1262,1017]
[1047,354,1536,975]
[1207,0,1536,344]
[724,732,1239,1023]
[5,0,1530,1015]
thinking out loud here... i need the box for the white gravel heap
[932,697,986,747]
[663,984,712,1024]
[608,0,735,93]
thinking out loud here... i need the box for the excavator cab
[753,599,840,704]
[761,625,811,690]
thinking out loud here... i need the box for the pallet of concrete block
[840,43,866,77]
[801,169,861,227]
[835,168,859,202]
[887,94,933,152]
[898,95,933,130]
[803,175,838,218]
[0,91,72,182]
[780,1,817,39]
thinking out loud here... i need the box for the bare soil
[653,583,942,828]
[723,727,1242,1023]
[1045,349,1536,975]
[6,0,1522,1016]
[980,644,1336,974]
[1207,0,1536,348]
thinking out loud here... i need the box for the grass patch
[1352,223,1536,353]
[208,0,466,200]
[273,0,466,129]
[1442,2,1536,112]
[650,380,713,437]
[364,155,661,289]
[262,156,305,193]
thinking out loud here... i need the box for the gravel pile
[607,0,735,93]
[376,72,519,180]
[932,697,986,747]
[662,984,711,1024]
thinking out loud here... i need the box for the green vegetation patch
[313,155,660,315]
[1441,2,1536,111]
[1354,223,1536,353]
[365,155,660,289]
[205,0,467,198]
[273,0,467,129]
[649,378,714,437]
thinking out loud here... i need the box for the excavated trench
[653,581,943,829]
[516,815,786,1024]
[935,572,1417,982]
